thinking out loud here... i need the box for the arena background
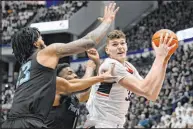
[1,1,193,128]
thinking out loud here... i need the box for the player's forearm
[55,39,95,58]
[83,21,111,44]
[141,56,167,101]
[67,76,104,93]
[82,67,95,79]
[55,21,111,58]
[148,62,168,101]
[94,60,101,75]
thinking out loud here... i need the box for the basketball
[152,29,178,55]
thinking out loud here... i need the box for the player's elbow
[144,91,158,102]
[140,88,156,101]
[83,34,98,45]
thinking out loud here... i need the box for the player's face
[106,38,127,63]
[60,67,78,80]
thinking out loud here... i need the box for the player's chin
[117,54,126,59]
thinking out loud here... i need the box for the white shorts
[83,119,124,128]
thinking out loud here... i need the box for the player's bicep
[56,77,70,94]
[118,75,148,98]
[112,62,130,82]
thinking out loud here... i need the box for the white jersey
[86,58,143,125]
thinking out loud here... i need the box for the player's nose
[117,44,123,49]
[73,74,78,79]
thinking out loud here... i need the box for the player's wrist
[97,75,105,82]
[155,55,167,67]
[102,19,112,24]
[93,59,100,66]
[155,54,167,60]
[86,65,96,71]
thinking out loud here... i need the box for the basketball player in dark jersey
[1,3,119,128]
[46,48,100,129]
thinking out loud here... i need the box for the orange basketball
[152,29,178,55]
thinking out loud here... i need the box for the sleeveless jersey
[86,58,143,125]
[45,94,80,129]
[8,52,56,122]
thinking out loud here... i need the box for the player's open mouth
[117,52,124,54]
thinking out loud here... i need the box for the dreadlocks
[11,27,40,64]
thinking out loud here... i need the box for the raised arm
[37,3,119,69]
[118,56,166,101]
[118,33,176,101]
[54,3,119,58]
[82,60,96,79]
[77,49,101,102]
[86,48,101,74]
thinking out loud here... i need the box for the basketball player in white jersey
[84,30,176,128]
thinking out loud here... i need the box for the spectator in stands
[175,102,185,116]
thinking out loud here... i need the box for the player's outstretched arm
[86,48,101,74]
[117,33,176,101]
[56,64,116,94]
[77,49,101,102]
[82,60,96,79]
[54,3,119,58]
[37,3,119,69]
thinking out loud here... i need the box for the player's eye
[121,42,126,45]
[112,44,118,46]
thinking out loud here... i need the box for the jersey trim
[96,91,109,97]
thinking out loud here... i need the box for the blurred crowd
[2,1,46,44]
[2,1,87,45]
[1,83,15,121]
[34,1,88,23]
[126,1,193,52]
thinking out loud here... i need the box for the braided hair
[11,27,40,64]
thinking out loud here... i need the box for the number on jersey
[16,61,31,87]
[125,91,133,101]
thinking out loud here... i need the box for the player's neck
[109,57,126,64]
[119,59,125,64]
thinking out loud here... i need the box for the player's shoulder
[125,61,136,69]
[125,61,134,66]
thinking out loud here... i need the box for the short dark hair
[11,27,40,64]
[56,63,70,76]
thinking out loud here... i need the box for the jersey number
[16,61,31,86]
[125,91,133,101]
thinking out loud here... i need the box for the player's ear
[33,42,39,48]
[105,46,109,55]
[34,42,38,48]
